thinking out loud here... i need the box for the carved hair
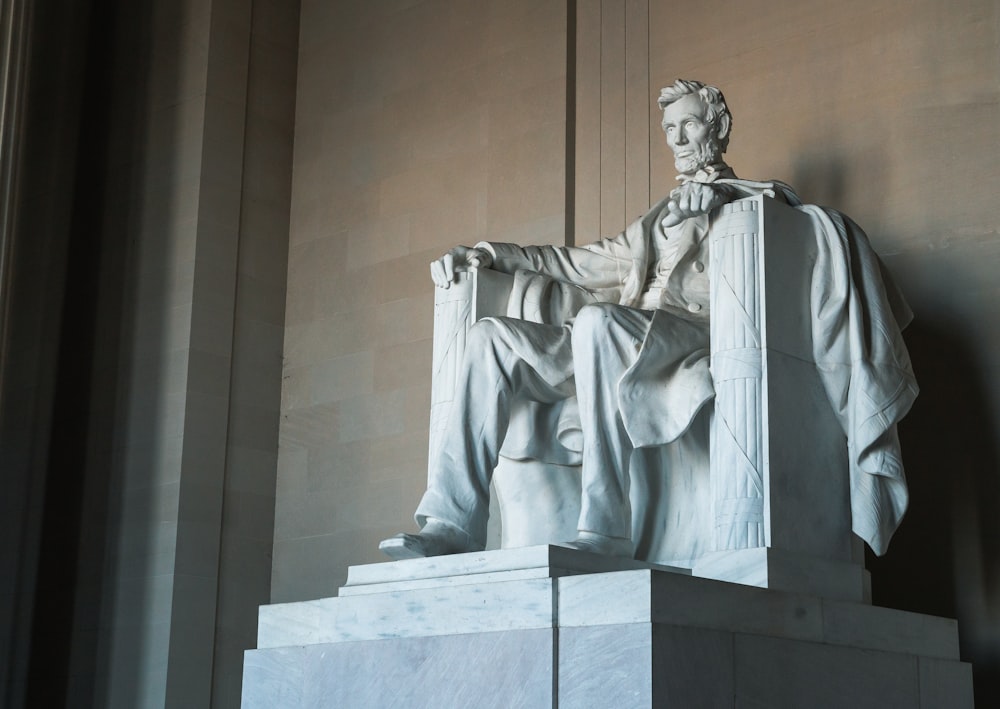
[657,79,731,153]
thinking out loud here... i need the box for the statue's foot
[560,531,634,558]
[378,519,479,560]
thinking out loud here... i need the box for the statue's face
[661,94,722,175]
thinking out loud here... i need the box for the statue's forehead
[661,94,708,124]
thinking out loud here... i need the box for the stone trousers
[415,302,675,548]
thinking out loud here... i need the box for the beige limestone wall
[274,0,569,600]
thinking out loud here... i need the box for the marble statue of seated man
[379,79,916,561]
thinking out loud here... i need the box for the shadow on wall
[790,152,849,208]
[867,319,1000,707]
[789,142,886,214]
[791,152,1000,704]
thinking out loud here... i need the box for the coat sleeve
[475,234,632,291]
[474,196,670,292]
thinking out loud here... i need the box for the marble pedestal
[242,547,971,708]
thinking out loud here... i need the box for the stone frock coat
[476,174,917,557]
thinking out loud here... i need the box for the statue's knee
[467,317,503,353]
[572,303,618,345]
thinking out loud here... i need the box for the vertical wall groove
[565,0,576,246]
[573,0,652,243]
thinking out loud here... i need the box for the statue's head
[657,80,732,175]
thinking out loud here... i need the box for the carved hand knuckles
[430,246,492,288]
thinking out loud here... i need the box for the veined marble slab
[558,569,825,643]
[258,577,557,648]
[557,568,961,660]
[262,548,687,649]
[243,629,556,709]
[691,546,870,602]
[821,601,961,661]
[261,549,960,660]
[245,557,972,708]
[338,566,558,597]
[342,544,687,591]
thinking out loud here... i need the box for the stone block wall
[272,0,570,601]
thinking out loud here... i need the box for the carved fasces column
[709,199,765,551]
[700,195,863,600]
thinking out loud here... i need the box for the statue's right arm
[429,245,494,289]
[430,226,635,291]
[475,236,631,291]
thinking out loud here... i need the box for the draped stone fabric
[799,204,917,556]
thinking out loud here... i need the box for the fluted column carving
[710,200,765,550]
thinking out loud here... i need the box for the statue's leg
[569,303,654,554]
[387,317,574,558]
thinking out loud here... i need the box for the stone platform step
[243,546,972,708]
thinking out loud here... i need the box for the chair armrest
[428,269,514,465]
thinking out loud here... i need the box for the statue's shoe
[560,531,634,558]
[378,520,479,560]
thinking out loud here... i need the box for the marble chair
[429,195,869,602]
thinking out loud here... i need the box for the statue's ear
[716,113,731,142]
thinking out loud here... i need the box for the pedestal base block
[242,547,972,708]
[242,629,555,709]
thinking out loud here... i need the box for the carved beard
[673,134,723,175]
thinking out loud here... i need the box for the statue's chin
[674,146,721,177]
[674,157,700,175]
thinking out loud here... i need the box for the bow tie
[677,162,731,184]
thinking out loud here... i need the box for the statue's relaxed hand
[429,245,494,289]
